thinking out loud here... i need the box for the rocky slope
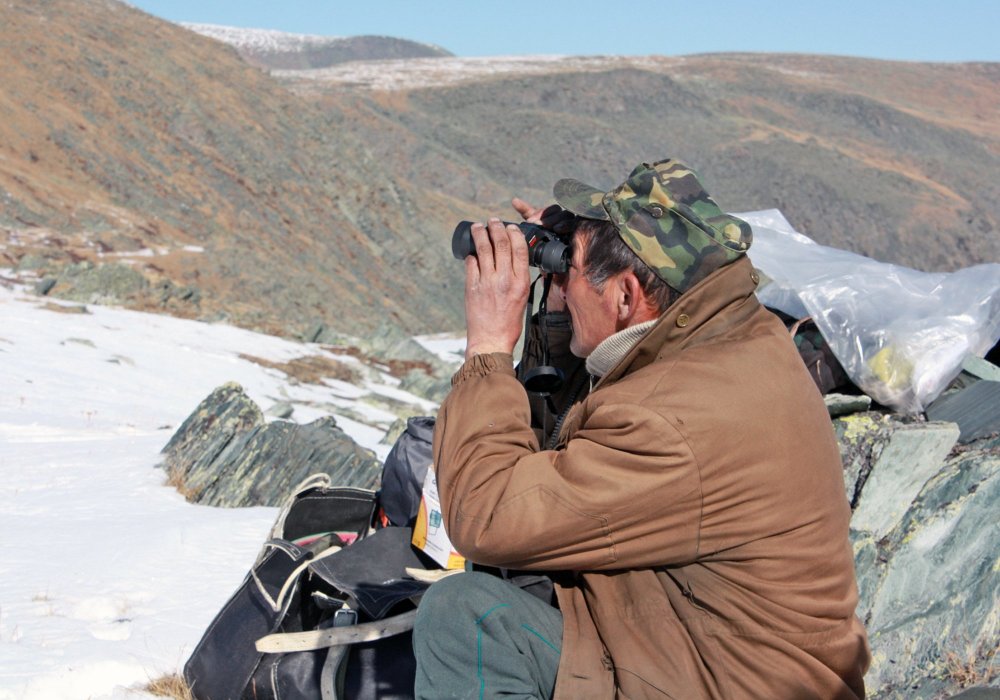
[0,0,467,336]
[2,0,998,342]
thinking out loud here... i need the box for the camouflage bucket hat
[553,158,752,292]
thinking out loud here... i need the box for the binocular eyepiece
[452,220,570,274]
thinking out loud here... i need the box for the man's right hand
[463,218,531,360]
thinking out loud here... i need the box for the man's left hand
[463,218,531,360]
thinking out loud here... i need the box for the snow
[180,23,448,59]
[178,21,687,92]
[275,54,687,91]
[414,331,466,365]
[0,280,457,699]
[182,22,343,53]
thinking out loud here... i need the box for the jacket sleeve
[433,353,702,572]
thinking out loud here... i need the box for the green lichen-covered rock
[48,261,150,304]
[160,382,381,507]
[831,409,999,697]
[161,382,264,493]
[834,412,898,506]
[851,435,1000,698]
[851,421,960,538]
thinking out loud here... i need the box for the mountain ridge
[1,0,997,339]
[184,23,452,71]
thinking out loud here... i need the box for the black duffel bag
[184,475,434,700]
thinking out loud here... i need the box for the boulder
[836,413,999,698]
[160,382,381,507]
[46,260,149,304]
[852,435,1000,697]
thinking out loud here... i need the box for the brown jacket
[433,257,870,699]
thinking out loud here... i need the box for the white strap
[320,645,349,700]
[404,567,464,583]
[253,543,343,613]
[255,609,418,653]
[269,473,334,540]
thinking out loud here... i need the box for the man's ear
[617,272,642,322]
[617,272,657,326]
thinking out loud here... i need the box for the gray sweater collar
[585,320,658,378]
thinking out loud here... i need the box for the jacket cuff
[452,352,516,386]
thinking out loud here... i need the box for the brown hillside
[0,0,467,336]
[299,53,999,272]
[1,1,997,340]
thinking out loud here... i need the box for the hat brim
[553,178,610,221]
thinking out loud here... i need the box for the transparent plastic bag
[741,210,1000,414]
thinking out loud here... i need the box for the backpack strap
[252,540,344,613]
[320,645,349,700]
[254,608,418,653]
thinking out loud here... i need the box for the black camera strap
[522,274,564,404]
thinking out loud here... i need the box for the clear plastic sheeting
[740,210,1000,414]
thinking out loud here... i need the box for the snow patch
[182,22,343,52]
[276,54,687,91]
[0,278,442,699]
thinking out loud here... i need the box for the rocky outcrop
[160,383,381,507]
[837,410,999,698]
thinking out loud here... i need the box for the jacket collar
[596,256,762,388]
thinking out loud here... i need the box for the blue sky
[127,0,1000,62]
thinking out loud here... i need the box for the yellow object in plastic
[868,345,913,391]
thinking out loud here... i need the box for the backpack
[184,416,554,699]
[378,416,434,527]
[183,474,435,700]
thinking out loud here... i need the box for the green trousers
[412,571,563,699]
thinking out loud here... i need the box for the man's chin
[569,338,590,359]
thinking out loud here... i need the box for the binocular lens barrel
[451,220,569,274]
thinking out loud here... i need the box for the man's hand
[511,198,571,313]
[464,218,531,360]
[512,198,575,234]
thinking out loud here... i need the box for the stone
[49,261,150,304]
[34,277,56,295]
[265,401,295,419]
[15,253,49,271]
[927,380,1000,444]
[825,392,872,417]
[160,383,382,507]
[962,356,1000,382]
[160,382,264,497]
[397,368,452,404]
[850,421,960,538]
[851,434,1000,698]
[833,412,897,507]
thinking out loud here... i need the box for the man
[414,159,870,699]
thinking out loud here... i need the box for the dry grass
[239,352,360,385]
[163,466,199,502]
[38,301,89,314]
[942,639,998,689]
[144,674,194,700]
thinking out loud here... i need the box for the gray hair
[574,219,679,314]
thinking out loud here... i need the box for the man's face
[553,233,621,358]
